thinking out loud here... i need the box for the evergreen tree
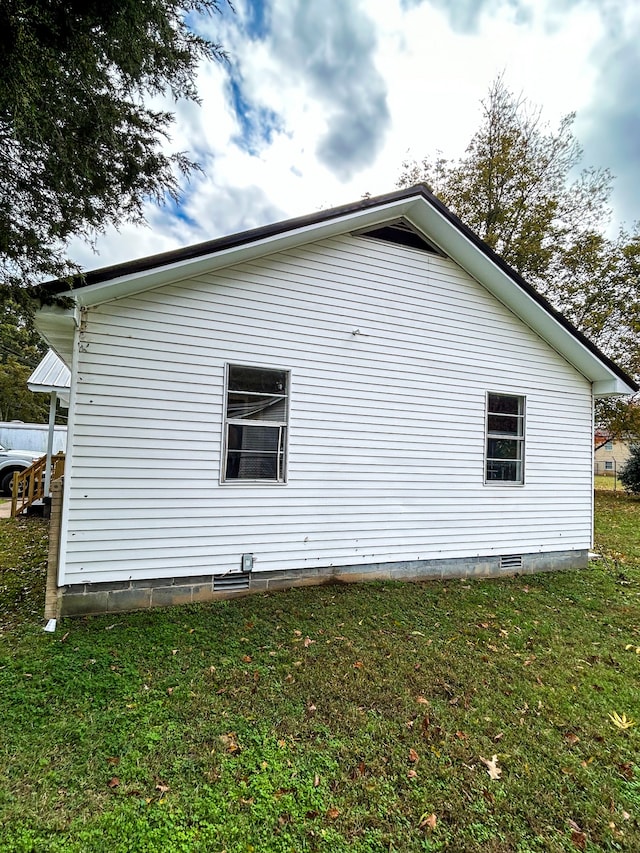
[619,446,640,495]
[0,0,230,292]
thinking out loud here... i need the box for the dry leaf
[293,629,302,637]
[567,817,587,848]
[416,695,429,705]
[493,732,504,742]
[326,807,340,819]
[479,755,502,780]
[418,812,437,830]
[609,711,636,730]
[107,777,120,788]
[407,769,418,779]
[166,687,174,696]
[307,703,317,715]
[219,733,240,754]
[569,826,587,849]
[408,748,419,763]
[303,637,314,648]
[565,732,580,746]
[242,655,252,663]
[155,782,170,794]
[353,661,364,669]
[314,774,320,788]
[107,756,120,766]
[455,731,468,740]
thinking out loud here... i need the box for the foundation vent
[500,554,523,571]
[213,573,250,592]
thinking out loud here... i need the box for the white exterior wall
[59,236,593,586]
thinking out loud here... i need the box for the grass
[0,496,639,851]
[594,475,621,492]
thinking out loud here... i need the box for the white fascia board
[404,199,636,395]
[59,199,417,309]
[33,305,78,366]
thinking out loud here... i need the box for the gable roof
[35,184,638,396]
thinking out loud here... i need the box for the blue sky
[70,0,640,270]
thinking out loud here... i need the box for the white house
[34,185,638,616]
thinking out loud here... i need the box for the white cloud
[67,0,639,273]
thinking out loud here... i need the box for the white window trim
[484,391,526,487]
[220,362,290,486]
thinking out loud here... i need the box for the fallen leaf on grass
[303,637,315,648]
[155,782,170,794]
[479,755,502,780]
[565,733,580,746]
[107,756,120,766]
[416,695,429,705]
[107,777,120,788]
[567,819,586,849]
[618,762,634,780]
[241,655,252,663]
[408,748,419,763]
[353,661,363,669]
[326,807,340,819]
[219,733,240,754]
[609,711,636,730]
[306,703,317,715]
[313,774,320,787]
[418,812,437,830]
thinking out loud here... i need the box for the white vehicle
[0,444,43,496]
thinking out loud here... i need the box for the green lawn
[1,495,639,852]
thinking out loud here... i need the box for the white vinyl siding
[59,235,594,585]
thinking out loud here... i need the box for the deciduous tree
[400,77,640,438]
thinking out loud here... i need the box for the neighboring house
[594,431,637,476]
[34,185,638,617]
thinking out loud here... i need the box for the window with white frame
[604,440,613,451]
[605,461,614,470]
[223,365,289,482]
[485,393,525,484]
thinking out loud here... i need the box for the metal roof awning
[27,349,71,497]
[28,349,71,406]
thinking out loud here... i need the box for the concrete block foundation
[55,549,589,617]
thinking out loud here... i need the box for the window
[604,440,613,451]
[605,461,614,470]
[485,393,525,484]
[223,364,289,482]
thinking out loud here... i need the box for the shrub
[619,444,640,494]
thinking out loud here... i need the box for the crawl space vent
[500,554,523,571]
[213,573,250,592]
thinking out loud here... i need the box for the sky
[69,0,640,271]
